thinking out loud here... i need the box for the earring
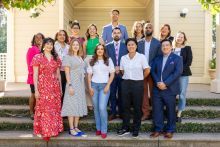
[43,48,45,50]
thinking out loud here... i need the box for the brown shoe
[150,132,161,138]
[108,114,117,121]
[164,132,173,139]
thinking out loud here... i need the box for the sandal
[69,129,81,137]
[75,127,87,137]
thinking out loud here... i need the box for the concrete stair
[0,95,220,146]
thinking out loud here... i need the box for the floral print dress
[31,53,63,137]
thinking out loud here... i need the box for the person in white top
[87,44,115,139]
[117,38,150,138]
[54,30,70,103]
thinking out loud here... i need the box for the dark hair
[160,24,171,39]
[41,38,58,61]
[71,20,80,29]
[31,33,45,46]
[112,9,120,14]
[112,27,121,33]
[161,38,172,46]
[54,30,69,43]
[85,24,99,39]
[90,44,109,66]
[125,38,138,47]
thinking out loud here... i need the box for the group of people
[26,9,193,141]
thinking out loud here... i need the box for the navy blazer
[151,53,183,95]
[180,46,193,76]
[106,41,128,66]
[102,24,129,44]
[137,37,161,66]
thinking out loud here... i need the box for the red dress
[31,53,63,137]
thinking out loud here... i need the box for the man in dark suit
[137,23,161,121]
[106,27,128,120]
[150,39,183,139]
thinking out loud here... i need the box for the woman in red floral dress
[32,38,63,141]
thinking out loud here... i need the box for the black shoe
[132,132,139,138]
[117,129,130,136]
[176,117,182,123]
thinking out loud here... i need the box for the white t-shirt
[144,40,151,62]
[87,58,115,83]
[120,52,150,80]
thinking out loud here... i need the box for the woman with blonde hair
[131,21,145,42]
[61,39,87,137]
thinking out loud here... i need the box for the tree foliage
[1,0,55,10]
[198,0,220,14]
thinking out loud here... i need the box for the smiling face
[127,40,137,54]
[175,32,185,45]
[162,41,172,55]
[89,25,97,37]
[71,24,80,36]
[96,45,105,57]
[135,23,143,34]
[161,26,170,37]
[71,40,80,54]
[111,10,119,22]
[34,34,43,46]
[44,41,53,53]
[57,31,66,43]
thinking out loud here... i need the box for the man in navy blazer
[106,27,128,120]
[150,39,183,139]
[137,23,161,121]
[102,9,128,44]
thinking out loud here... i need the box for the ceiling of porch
[69,0,150,8]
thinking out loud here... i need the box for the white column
[211,13,220,93]
[6,9,15,82]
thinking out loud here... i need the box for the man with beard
[137,23,161,121]
[106,27,128,120]
[102,9,128,44]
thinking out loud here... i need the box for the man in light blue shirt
[102,9,128,44]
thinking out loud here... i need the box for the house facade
[6,0,212,83]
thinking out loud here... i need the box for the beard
[113,36,120,41]
[145,31,153,37]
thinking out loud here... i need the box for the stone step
[0,131,219,147]
[1,96,220,106]
[0,117,220,133]
[0,105,220,119]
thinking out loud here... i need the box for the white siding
[14,3,59,82]
[159,0,211,80]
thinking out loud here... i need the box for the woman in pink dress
[26,33,45,120]
[32,38,63,141]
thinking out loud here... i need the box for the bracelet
[69,84,72,87]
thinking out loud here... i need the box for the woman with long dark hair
[32,38,63,141]
[87,44,115,139]
[26,33,45,120]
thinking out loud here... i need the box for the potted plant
[208,57,216,80]
[0,76,6,92]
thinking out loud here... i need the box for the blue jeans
[178,76,189,111]
[91,82,110,134]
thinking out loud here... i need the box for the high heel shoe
[43,137,50,142]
